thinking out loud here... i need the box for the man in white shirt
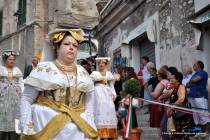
[182,64,193,86]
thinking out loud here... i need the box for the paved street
[136,106,210,140]
[136,105,159,140]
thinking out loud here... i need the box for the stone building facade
[96,0,210,75]
[0,0,100,71]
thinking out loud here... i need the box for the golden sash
[21,96,99,140]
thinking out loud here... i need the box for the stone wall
[158,0,196,69]
[98,0,202,71]
[2,0,18,36]
[0,0,100,70]
[26,0,36,23]
[34,0,46,54]
[100,0,163,56]
[0,26,35,71]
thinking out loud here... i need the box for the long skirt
[94,84,118,138]
[149,104,164,127]
[22,92,97,140]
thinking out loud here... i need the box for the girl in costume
[90,57,118,139]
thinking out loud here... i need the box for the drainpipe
[88,33,92,56]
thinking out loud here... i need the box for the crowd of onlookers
[118,56,210,139]
[79,56,210,139]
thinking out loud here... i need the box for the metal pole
[88,34,92,56]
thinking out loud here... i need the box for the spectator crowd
[79,55,210,139]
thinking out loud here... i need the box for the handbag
[172,111,188,121]
[167,117,175,132]
[172,103,191,121]
[172,86,191,121]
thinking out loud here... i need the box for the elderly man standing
[23,56,39,79]
[182,65,193,86]
[186,61,209,135]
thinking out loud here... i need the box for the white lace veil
[95,57,111,71]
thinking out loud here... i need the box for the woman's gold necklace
[54,59,76,74]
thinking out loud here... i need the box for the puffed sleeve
[90,71,105,82]
[20,85,39,134]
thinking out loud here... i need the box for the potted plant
[122,79,142,140]
[123,78,141,97]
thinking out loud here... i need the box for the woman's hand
[159,88,173,101]
[144,82,148,90]
[112,95,116,101]
[157,97,162,102]
[113,73,120,81]
[123,95,130,105]
[162,88,173,95]
[167,108,173,117]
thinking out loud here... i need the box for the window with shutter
[17,0,26,26]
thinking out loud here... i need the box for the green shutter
[22,0,26,23]
[18,0,27,25]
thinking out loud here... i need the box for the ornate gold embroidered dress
[20,62,98,140]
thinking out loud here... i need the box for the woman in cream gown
[20,29,98,140]
[90,58,118,139]
[0,50,23,140]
